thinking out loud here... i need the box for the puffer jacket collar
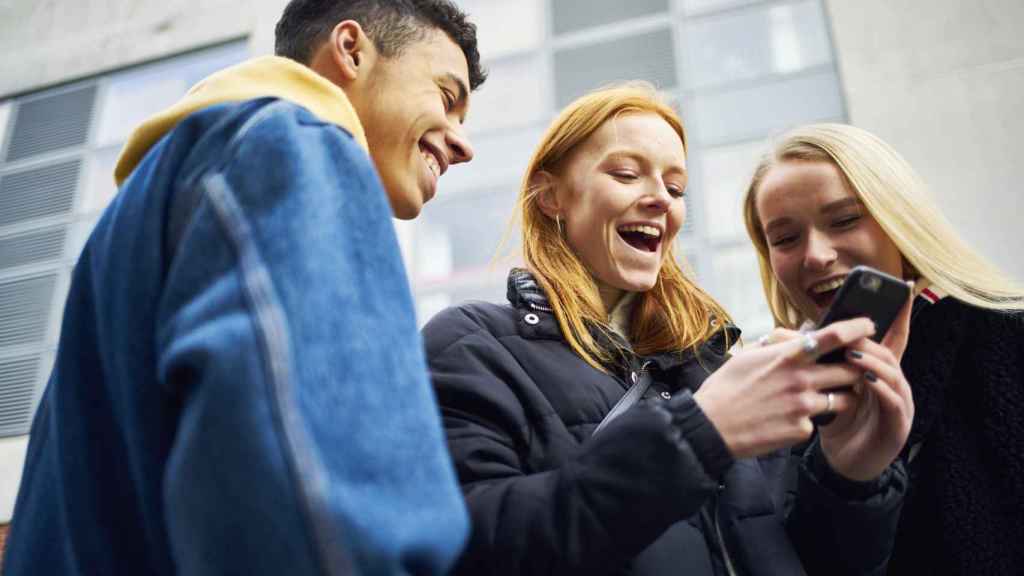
[505,268,740,378]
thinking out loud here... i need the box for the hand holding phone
[811,266,911,425]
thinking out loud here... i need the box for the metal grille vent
[0,274,56,348]
[555,28,678,107]
[0,355,40,437]
[5,85,97,162]
[0,227,67,270]
[0,159,80,227]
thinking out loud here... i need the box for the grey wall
[826,0,1024,280]
[0,0,285,97]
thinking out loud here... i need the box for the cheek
[768,249,798,287]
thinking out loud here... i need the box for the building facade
[1,0,1022,525]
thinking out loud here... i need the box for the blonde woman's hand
[817,293,915,481]
[693,318,875,459]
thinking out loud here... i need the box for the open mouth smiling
[807,275,846,309]
[617,223,662,253]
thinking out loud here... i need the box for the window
[422,0,845,339]
[0,40,247,439]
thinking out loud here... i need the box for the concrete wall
[826,0,1024,281]
[0,0,286,97]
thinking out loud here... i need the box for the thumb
[882,281,914,360]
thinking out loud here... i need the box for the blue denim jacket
[3,98,469,575]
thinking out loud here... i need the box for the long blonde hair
[743,123,1024,328]
[515,82,731,371]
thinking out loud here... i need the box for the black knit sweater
[889,296,1024,575]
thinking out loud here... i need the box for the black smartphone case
[815,266,910,364]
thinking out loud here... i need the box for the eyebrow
[762,197,863,235]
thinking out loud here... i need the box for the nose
[446,124,474,165]
[640,181,673,213]
[803,230,837,271]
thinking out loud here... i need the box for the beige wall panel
[827,0,1024,280]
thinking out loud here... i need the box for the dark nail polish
[865,371,878,382]
[848,350,864,360]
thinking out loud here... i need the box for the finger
[862,372,910,418]
[844,342,902,386]
[758,328,801,347]
[881,282,915,360]
[783,318,875,363]
[807,390,854,427]
[802,364,863,391]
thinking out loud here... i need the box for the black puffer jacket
[888,296,1024,575]
[423,270,907,576]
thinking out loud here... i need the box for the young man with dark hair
[3,1,485,574]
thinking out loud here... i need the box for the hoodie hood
[114,55,368,185]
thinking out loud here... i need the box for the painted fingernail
[865,371,878,382]
[848,350,864,360]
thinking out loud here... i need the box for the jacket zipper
[713,490,739,576]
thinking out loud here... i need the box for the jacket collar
[505,268,740,372]
[114,56,368,185]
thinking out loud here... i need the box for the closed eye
[610,170,639,181]
[666,184,686,198]
[832,214,861,229]
[769,233,798,248]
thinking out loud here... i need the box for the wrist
[807,439,889,498]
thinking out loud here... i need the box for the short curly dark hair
[275,0,487,91]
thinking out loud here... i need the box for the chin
[614,272,659,293]
[387,190,423,220]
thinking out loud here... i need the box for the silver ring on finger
[825,391,834,414]
[757,334,771,347]
[801,333,819,357]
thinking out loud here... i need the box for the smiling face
[550,113,688,309]
[755,160,904,322]
[352,28,474,219]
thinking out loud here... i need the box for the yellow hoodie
[114,56,369,186]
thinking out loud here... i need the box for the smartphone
[810,266,910,425]
[815,266,911,364]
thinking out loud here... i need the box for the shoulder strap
[593,370,652,436]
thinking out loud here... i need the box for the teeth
[422,151,440,178]
[618,224,661,238]
[811,276,846,294]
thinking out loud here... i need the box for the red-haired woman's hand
[694,318,875,459]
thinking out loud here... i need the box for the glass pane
[465,54,546,135]
[555,28,677,107]
[683,0,832,89]
[456,0,542,58]
[413,187,518,281]
[688,68,844,146]
[707,244,774,335]
[95,41,247,147]
[0,102,13,158]
[552,0,668,35]
[83,146,120,216]
[698,139,769,241]
[440,125,543,195]
[682,0,767,16]
[415,278,507,326]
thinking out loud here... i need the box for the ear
[329,20,375,83]
[531,171,561,219]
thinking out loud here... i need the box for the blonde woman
[743,122,1024,575]
[423,86,913,576]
